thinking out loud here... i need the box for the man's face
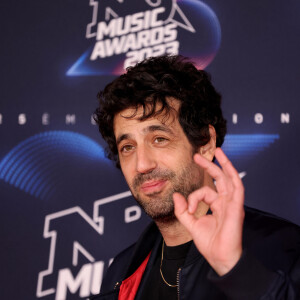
[113,101,205,222]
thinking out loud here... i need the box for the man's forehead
[114,110,177,132]
[118,97,179,117]
[113,102,181,140]
[113,97,180,131]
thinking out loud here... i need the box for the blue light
[222,134,280,158]
[0,132,280,200]
[0,131,107,200]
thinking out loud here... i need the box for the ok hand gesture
[173,148,245,276]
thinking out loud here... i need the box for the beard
[130,161,204,223]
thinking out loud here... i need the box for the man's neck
[155,202,209,246]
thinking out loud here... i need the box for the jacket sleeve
[207,250,300,300]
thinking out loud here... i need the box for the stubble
[131,162,204,223]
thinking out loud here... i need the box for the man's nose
[135,145,157,174]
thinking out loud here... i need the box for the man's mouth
[140,179,167,194]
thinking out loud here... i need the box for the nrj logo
[67,0,221,76]
[36,191,142,300]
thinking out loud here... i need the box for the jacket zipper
[176,268,181,300]
[114,281,121,290]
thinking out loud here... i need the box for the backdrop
[1,0,299,299]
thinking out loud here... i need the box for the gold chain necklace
[160,241,178,288]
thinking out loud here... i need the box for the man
[91,55,300,299]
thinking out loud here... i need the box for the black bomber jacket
[91,207,300,299]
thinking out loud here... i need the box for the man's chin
[133,190,176,222]
[152,212,177,224]
[143,206,176,223]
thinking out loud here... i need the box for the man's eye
[154,137,167,143]
[121,145,134,153]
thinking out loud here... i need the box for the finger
[173,193,197,232]
[173,192,188,214]
[215,148,243,190]
[194,153,224,181]
[215,148,245,205]
[194,154,228,194]
[187,186,218,214]
[231,183,245,206]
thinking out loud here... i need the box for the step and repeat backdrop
[1,0,299,299]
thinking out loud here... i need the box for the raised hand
[173,148,245,276]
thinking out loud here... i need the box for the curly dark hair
[94,55,227,168]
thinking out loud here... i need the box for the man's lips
[140,179,167,194]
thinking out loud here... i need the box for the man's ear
[198,125,216,161]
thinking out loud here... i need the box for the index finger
[193,153,227,194]
[214,148,243,189]
[194,153,223,180]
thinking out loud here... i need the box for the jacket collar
[125,222,160,278]
[124,221,203,278]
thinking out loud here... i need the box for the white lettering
[280,113,290,123]
[124,40,179,69]
[92,23,178,60]
[109,258,114,267]
[150,7,165,27]
[91,115,96,125]
[130,12,144,33]
[65,114,76,125]
[165,40,179,55]
[18,113,26,125]
[90,41,106,60]
[164,23,177,42]
[150,27,164,45]
[125,206,142,223]
[42,113,50,125]
[56,264,92,300]
[91,261,104,295]
[136,30,151,48]
[232,113,238,124]
[2,112,291,126]
[96,19,117,41]
[122,33,138,52]
[105,35,126,57]
[139,47,153,60]
[143,10,151,30]
[152,44,165,56]
[116,16,132,36]
[124,50,139,69]
[96,8,166,41]
[254,113,263,124]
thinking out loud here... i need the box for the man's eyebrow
[116,134,131,146]
[116,125,174,146]
[143,125,174,135]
